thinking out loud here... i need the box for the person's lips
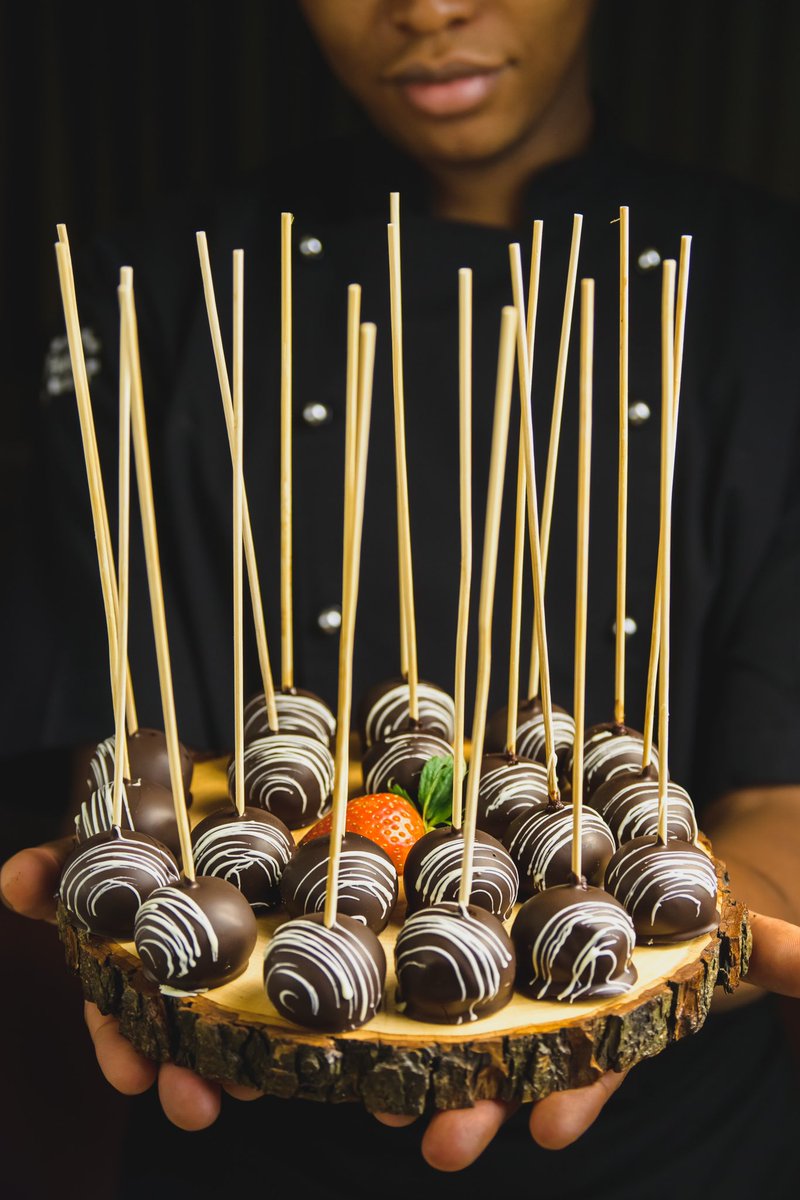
[388,61,505,118]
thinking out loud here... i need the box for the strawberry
[301,793,426,875]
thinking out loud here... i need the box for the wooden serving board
[57,758,751,1115]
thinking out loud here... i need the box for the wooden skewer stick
[509,238,559,801]
[528,213,583,698]
[614,206,630,727]
[280,211,294,692]
[571,279,595,881]
[343,285,362,574]
[196,232,278,732]
[324,322,376,928]
[459,307,518,906]
[388,215,419,721]
[640,236,692,770]
[112,289,132,826]
[120,276,195,881]
[506,222,543,757]
[389,194,408,683]
[452,269,473,832]
[657,261,677,844]
[233,251,246,817]
[54,231,138,735]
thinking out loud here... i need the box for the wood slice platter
[57,758,751,1115]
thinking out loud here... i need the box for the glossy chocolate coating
[134,875,257,992]
[590,770,697,845]
[59,827,179,939]
[88,728,193,800]
[228,733,335,830]
[504,801,615,894]
[263,911,386,1032]
[75,779,183,859]
[604,836,719,945]
[280,832,399,933]
[395,902,515,1024]
[403,825,519,919]
[484,696,575,772]
[244,688,336,748]
[577,722,658,803]
[359,677,455,750]
[476,753,550,840]
[361,729,452,805]
[512,882,638,1001]
[191,806,295,911]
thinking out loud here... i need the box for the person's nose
[386,0,477,37]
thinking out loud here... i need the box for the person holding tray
[3,1,800,1196]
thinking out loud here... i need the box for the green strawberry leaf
[418,754,458,830]
[387,779,414,806]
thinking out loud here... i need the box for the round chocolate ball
[361,729,452,805]
[75,778,183,859]
[578,723,658,803]
[604,836,719,945]
[359,677,455,749]
[591,771,697,846]
[229,733,335,830]
[244,687,336,748]
[476,753,550,840]
[280,832,399,933]
[504,801,616,894]
[134,875,257,992]
[263,911,386,1032]
[59,827,179,939]
[395,902,515,1024]
[191,806,295,911]
[88,728,193,800]
[511,882,638,1001]
[485,696,575,773]
[403,826,519,919]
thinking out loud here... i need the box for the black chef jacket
[6,128,800,1197]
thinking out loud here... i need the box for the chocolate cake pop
[134,874,257,992]
[59,827,179,939]
[88,728,193,799]
[359,678,455,749]
[280,832,398,933]
[229,734,335,830]
[504,800,615,894]
[604,835,718,944]
[395,902,515,1024]
[484,697,575,772]
[361,729,452,805]
[263,911,386,1032]
[580,722,658,803]
[403,825,519,918]
[76,778,182,859]
[475,753,550,840]
[191,806,295,911]
[591,772,697,846]
[244,688,336,748]
[512,881,637,1001]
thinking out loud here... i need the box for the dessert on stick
[109,274,256,992]
[485,215,583,768]
[512,279,637,1001]
[191,250,295,910]
[605,260,717,943]
[59,277,179,937]
[396,306,519,1024]
[264,316,387,1031]
[359,195,454,752]
[590,237,697,844]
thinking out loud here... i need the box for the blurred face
[298,0,595,167]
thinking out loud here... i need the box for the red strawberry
[301,793,426,875]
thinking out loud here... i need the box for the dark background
[1,3,799,1197]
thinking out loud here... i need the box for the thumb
[0,838,76,922]
[746,911,800,998]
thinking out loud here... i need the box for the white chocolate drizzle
[516,708,575,764]
[59,834,178,929]
[525,899,636,1001]
[192,818,294,908]
[244,691,336,746]
[284,843,398,924]
[597,778,697,845]
[408,831,518,917]
[477,759,549,828]
[230,735,335,824]
[363,681,455,748]
[76,780,134,840]
[583,729,658,798]
[605,844,717,926]
[506,805,615,891]
[363,731,452,797]
[134,887,220,982]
